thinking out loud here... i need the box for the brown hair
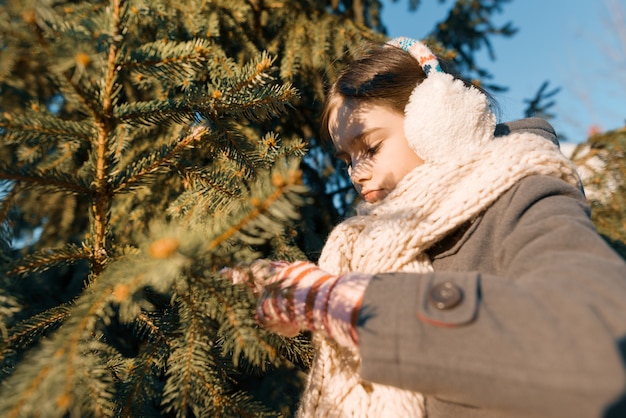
[320,43,425,142]
[320,42,493,142]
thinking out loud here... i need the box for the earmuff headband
[386,36,496,163]
[386,37,443,76]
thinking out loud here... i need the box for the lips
[362,189,386,203]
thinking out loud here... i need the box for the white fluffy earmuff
[387,37,496,163]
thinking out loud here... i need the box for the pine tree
[0,1,315,416]
[0,0,525,416]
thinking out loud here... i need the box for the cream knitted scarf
[295,131,581,417]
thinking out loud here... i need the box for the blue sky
[381,0,625,143]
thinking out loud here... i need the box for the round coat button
[429,281,463,310]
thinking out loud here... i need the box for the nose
[349,158,370,185]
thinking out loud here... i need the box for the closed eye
[334,131,383,170]
[365,142,382,157]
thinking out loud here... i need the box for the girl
[247,38,626,417]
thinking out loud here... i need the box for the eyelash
[340,142,382,169]
[366,142,382,157]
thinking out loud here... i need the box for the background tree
[570,128,626,259]
[565,0,626,259]
[3,0,594,417]
[523,80,561,121]
[516,0,626,241]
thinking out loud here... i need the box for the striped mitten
[256,261,372,348]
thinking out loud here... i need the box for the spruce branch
[280,15,307,80]
[117,315,171,417]
[15,2,104,119]
[208,124,266,179]
[163,279,278,418]
[0,111,96,146]
[230,51,276,91]
[112,124,210,193]
[91,0,125,275]
[181,165,243,198]
[0,240,190,417]
[0,165,90,196]
[0,291,21,346]
[5,243,91,278]
[0,305,71,366]
[0,290,114,418]
[167,165,244,220]
[206,278,282,369]
[75,343,118,418]
[0,181,20,227]
[55,68,106,121]
[114,82,294,129]
[207,165,307,252]
[217,82,298,123]
[114,97,205,126]
[161,288,222,417]
[208,52,298,123]
[122,38,222,89]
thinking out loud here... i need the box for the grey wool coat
[357,119,626,418]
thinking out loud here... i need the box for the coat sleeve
[357,175,626,418]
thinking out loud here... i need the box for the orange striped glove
[256,261,372,348]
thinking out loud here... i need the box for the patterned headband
[386,37,443,76]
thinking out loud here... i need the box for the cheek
[393,157,422,183]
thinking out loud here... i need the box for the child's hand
[256,261,372,348]
[220,259,290,293]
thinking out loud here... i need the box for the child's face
[329,97,424,204]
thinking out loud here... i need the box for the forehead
[328,98,373,145]
[328,98,401,149]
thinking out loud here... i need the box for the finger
[220,267,250,286]
[257,293,290,325]
[256,297,300,337]
[263,321,300,338]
